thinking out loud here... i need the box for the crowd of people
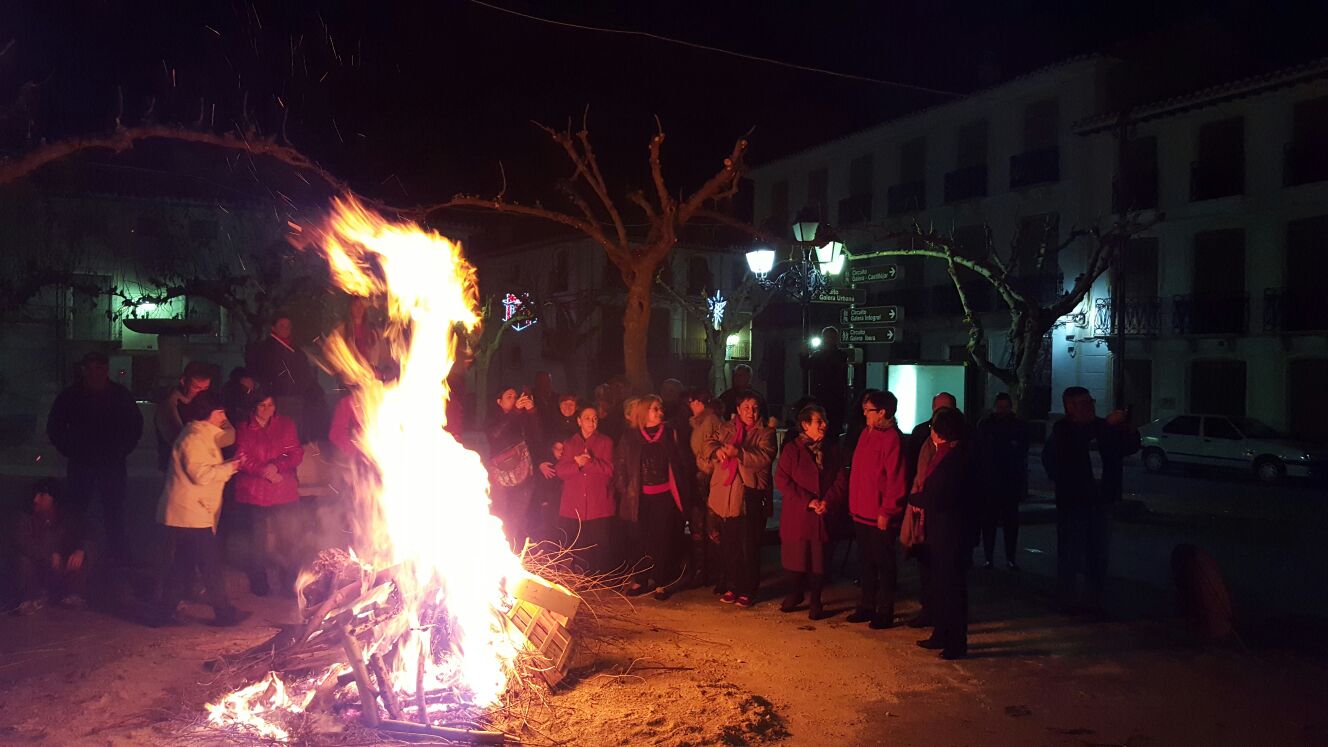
[18,313,1142,660]
[481,362,1139,661]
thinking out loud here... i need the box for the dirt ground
[2,559,1326,747]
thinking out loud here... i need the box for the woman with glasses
[775,404,846,619]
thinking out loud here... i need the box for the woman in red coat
[555,403,615,574]
[234,393,304,596]
[776,404,847,620]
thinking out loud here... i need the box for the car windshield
[1234,418,1282,439]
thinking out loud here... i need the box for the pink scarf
[722,420,748,486]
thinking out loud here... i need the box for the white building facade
[747,56,1328,440]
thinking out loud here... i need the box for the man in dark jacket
[803,326,850,439]
[46,351,143,562]
[247,314,324,441]
[1041,386,1140,614]
[976,393,1030,569]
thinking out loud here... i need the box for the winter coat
[158,421,240,528]
[704,419,777,519]
[46,381,143,466]
[688,409,723,476]
[848,422,908,528]
[910,440,979,552]
[329,394,364,461]
[155,387,235,470]
[976,412,1030,503]
[1042,417,1141,507]
[555,431,616,521]
[248,333,318,398]
[776,437,847,544]
[614,424,692,523]
[234,415,304,507]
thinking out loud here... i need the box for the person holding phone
[151,391,247,627]
[487,385,541,551]
[234,391,305,596]
[555,403,615,573]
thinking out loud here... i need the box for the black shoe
[211,608,251,627]
[982,560,994,569]
[916,637,945,650]
[906,615,932,629]
[940,648,967,660]
[845,608,874,624]
[808,595,825,621]
[1007,561,1019,571]
[145,607,182,628]
[779,593,804,613]
[626,584,651,597]
[869,615,894,630]
[652,586,671,602]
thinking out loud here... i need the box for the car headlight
[1300,452,1313,461]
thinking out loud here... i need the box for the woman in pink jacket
[234,393,304,596]
[555,403,615,574]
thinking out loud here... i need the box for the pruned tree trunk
[706,328,729,395]
[621,268,655,391]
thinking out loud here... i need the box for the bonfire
[203,197,576,743]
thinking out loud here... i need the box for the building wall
[748,56,1328,438]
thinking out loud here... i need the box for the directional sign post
[844,327,900,344]
[840,305,901,327]
[811,287,864,305]
[848,264,898,284]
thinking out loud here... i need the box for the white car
[1139,414,1322,482]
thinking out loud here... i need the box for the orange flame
[208,196,530,738]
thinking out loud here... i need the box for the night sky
[5,0,1327,242]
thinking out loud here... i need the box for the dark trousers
[1056,502,1112,605]
[637,493,683,588]
[159,526,233,616]
[491,480,534,553]
[718,492,766,598]
[687,501,719,585]
[66,460,128,561]
[854,522,899,619]
[928,539,969,653]
[244,503,302,594]
[981,497,1021,563]
[556,516,613,575]
[18,556,84,601]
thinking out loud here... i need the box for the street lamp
[744,217,847,393]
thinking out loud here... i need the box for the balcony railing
[1263,287,1328,332]
[1009,147,1060,189]
[943,164,988,203]
[1283,141,1328,187]
[1190,161,1244,201]
[1172,294,1248,334]
[887,180,926,215]
[1093,297,1161,336]
[838,193,873,226]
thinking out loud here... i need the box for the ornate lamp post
[745,218,844,393]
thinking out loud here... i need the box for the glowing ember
[207,196,534,738]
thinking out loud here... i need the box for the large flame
[208,196,530,738]
[316,195,526,703]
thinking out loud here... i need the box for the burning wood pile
[201,198,578,743]
[205,549,578,742]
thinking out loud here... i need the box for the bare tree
[445,119,749,391]
[465,292,537,420]
[852,213,1160,414]
[655,275,771,395]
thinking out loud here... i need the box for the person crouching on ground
[15,478,88,614]
[234,392,304,597]
[705,392,777,608]
[554,403,615,574]
[847,391,908,629]
[615,395,692,600]
[150,391,248,627]
[775,404,846,620]
[911,407,978,659]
